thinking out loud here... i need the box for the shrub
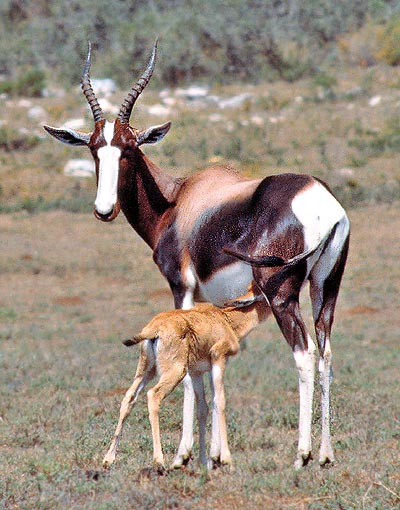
[376,16,400,65]
[0,125,40,151]
[0,66,46,97]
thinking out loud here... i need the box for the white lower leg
[171,373,195,468]
[293,336,316,469]
[319,342,335,465]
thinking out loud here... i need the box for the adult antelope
[44,41,350,469]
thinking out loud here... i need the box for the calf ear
[43,125,91,146]
[136,121,171,146]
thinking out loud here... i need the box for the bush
[0,66,46,97]
[1,0,400,87]
[0,125,40,151]
[376,16,400,65]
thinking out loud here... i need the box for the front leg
[171,287,196,469]
[210,359,232,468]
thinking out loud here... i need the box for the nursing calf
[103,297,269,471]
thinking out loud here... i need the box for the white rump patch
[94,121,121,215]
[291,182,346,252]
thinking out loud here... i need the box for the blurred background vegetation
[1,0,400,91]
[1,0,400,214]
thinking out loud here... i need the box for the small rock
[218,93,252,109]
[64,159,95,177]
[91,78,116,98]
[368,95,381,107]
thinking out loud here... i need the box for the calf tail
[122,324,159,347]
[123,335,148,347]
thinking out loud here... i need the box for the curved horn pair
[81,40,157,124]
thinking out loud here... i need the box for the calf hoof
[153,462,167,476]
[170,452,192,470]
[208,455,233,471]
[102,453,116,469]
[294,451,313,470]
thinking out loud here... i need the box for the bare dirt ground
[0,203,399,509]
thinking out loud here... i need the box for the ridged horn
[81,41,103,123]
[118,39,158,124]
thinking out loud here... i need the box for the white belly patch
[197,262,253,306]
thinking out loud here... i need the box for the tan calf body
[103,297,269,471]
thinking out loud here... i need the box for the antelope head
[44,41,171,222]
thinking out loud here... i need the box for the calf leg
[210,358,232,468]
[147,365,187,471]
[103,344,156,468]
[172,289,196,469]
[209,371,220,465]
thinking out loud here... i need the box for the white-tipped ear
[136,121,171,146]
[43,125,91,146]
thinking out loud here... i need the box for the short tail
[123,336,144,347]
[122,322,160,346]
[223,244,319,268]
[123,333,157,347]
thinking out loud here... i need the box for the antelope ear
[43,125,91,146]
[136,121,171,146]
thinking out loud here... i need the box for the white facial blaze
[94,121,121,215]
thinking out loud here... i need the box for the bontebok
[44,41,350,469]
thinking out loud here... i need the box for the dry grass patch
[0,203,399,509]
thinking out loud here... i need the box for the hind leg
[255,266,316,469]
[310,231,349,466]
[103,342,156,468]
[147,364,187,471]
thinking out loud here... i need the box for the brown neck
[118,150,181,248]
[223,300,270,339]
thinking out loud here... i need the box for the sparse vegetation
[1,2,400,509]
[0,206,399,510]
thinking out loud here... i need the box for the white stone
[91,78,116,97]
[64,118,86,130]
[147,104,171,116]
[369,95,381,107]
[64,159,95,177]
[218,92,252,109]
[175,85,209,99]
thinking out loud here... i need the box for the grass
[1,63,400,509]
[0,205,399,510]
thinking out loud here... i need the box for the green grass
[0,206,399,509]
